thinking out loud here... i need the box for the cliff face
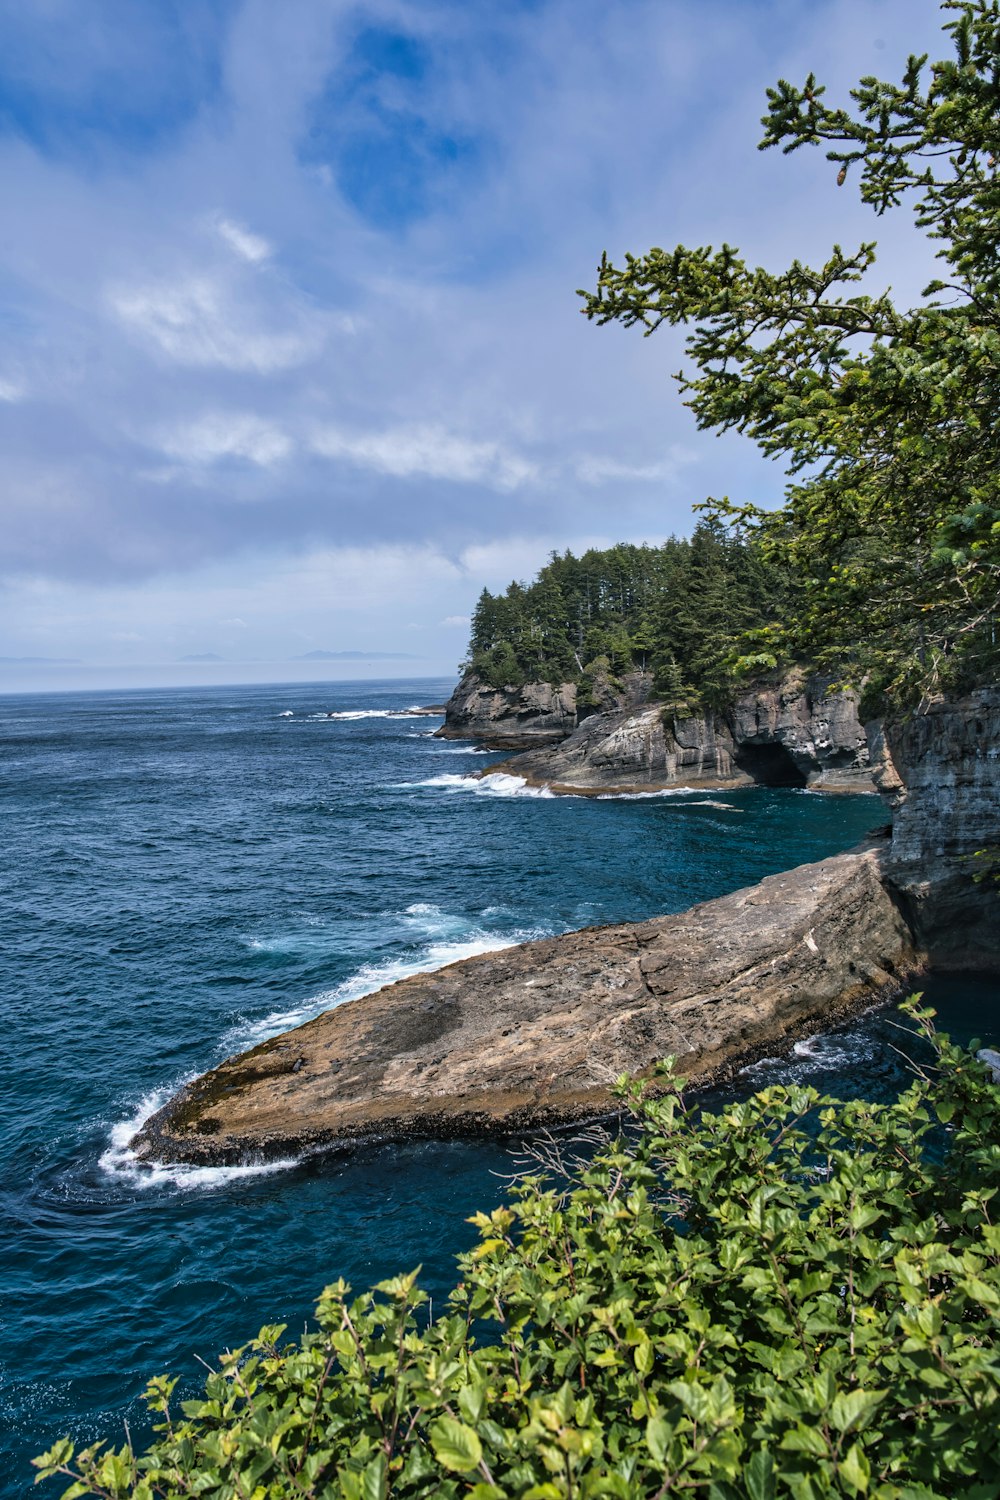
[437,669,649,750]
[133,845,915,1165]
[463,670,873,792]
[869,686,1000,969]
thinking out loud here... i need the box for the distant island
[0,655,82,664]
[291,649,420,661]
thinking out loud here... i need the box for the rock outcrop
[870,686,1000,969]
[133,844,917,1165]
[473,671,873,793]
[438,675,577,749]
[437,670,649,750]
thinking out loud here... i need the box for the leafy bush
[36,1003,1000,1499]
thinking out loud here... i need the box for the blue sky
[0,0,949,689]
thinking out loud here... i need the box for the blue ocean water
[1,678,996,1497]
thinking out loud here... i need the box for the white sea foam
[427,744,486,755]
[405,772,557,798]
[277,710,294,718]
[789,1030,874,1075]
[595,788,737,802]
[230,903,547,1052]
[106,903,546,1189]
[309,706,439,722]
[232,935,522,1051]
[100,1089,299,1192]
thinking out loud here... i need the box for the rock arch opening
[734,740,808,788]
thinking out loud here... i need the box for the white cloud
[440,614,471,627]
[108,275,322,373]
[156,412,292,467]
[574,449,697,486]
[310,423,539,491]
[215,217,272,264]
[0,377,24,402]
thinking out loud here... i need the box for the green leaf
[646,1415,671,1465]
[839,1442,871,1495]
[430,1417,484,1474]
[828,1388,885,1434]
[745,1447,775,1500]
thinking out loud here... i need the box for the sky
[0,0,951,691]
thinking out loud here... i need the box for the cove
[1,677,991,1497]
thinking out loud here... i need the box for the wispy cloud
[108,274,325,373]
[215,217,272,264]
[156,413,292,468]
[310,423,539,490]
[0,0,948,673]
[574,449,697,486]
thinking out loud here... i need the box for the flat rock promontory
[133,844,919,1166]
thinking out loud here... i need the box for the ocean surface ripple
[1,678,995,1497]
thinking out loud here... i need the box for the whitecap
[310,707,442,722]
[789,1031,874,1074]
[277,710,294,718]
[100,1089,299,1192]
[229,928,534,1051]
[404,772,557,798]
[595,787,734,801]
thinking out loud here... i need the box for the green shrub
[36,1002,1000,1498]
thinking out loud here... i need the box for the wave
[308,706,439,722]
[739,1017,881,1085]
[231,922,540,1052]
[595,788,740,803]
[104,902,547,1190]
[404,772,558,798]
[99,1089,300,1192]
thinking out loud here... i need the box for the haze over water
[2,677,996,1497]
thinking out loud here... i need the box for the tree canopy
[466,522,788,710]
[580,0,1000,707]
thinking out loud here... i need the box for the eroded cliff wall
[437,669,650,750]
[869,687,1000,969]
[451,669,873,792]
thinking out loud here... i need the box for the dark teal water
[1,678,995,1497]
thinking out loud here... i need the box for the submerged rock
[132,844,917,1166]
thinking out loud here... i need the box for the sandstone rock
[132,845,917,1165]
[480,671,873,793]
[436,670,651,750]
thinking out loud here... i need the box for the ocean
[1,677,996,1497]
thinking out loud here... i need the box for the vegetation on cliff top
[466,521,788,709]
[37,1006,1000,1498]
[581,0,1000,707]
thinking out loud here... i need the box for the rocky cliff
[437,669,650,750]
[870,686,1000,969]
[457,670,873,792]
[133,844,916,1165]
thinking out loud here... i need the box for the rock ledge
[133,844,919,1166]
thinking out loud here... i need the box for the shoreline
[133,965,926,1168]
[466,763,878,798]
[132,843,922,1168]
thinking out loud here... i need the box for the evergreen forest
[465,520,789,709]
